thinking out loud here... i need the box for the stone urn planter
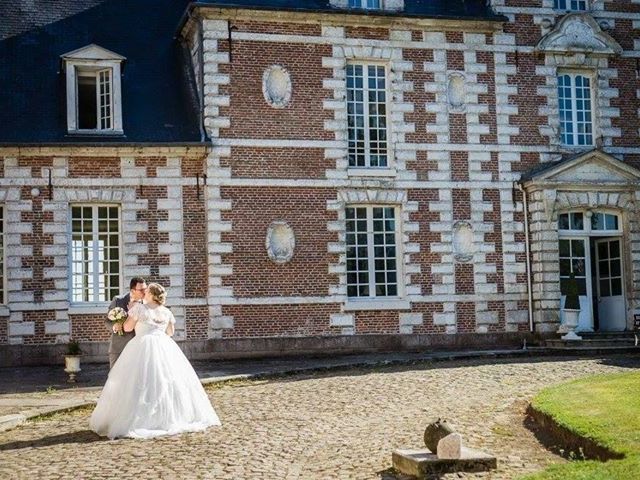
[64,339,82,382]
[559,273,582,341]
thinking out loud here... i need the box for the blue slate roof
[0,0,203,144]
[189,0,505,21]
[0,0,504,145]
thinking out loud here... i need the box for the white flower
[108,307,128,322]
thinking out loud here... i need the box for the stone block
[393,447,497,477]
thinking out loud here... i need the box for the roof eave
[176,2,508,37]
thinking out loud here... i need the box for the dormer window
[62,44,124,135]
[349,0,381,9]
[554,0,587,11]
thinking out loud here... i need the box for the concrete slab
[392,447,497,477]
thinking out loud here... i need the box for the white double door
[559,236,626,332]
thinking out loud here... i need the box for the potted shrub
[64,339,82,382]
[560,273,582,341]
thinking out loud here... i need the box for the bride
[90,283,221,439]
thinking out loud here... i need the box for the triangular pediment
[527,150,640,185]
[61,44,125,61]
[536,14,622,56]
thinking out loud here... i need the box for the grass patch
[522,371,640,480]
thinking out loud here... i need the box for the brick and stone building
[1,0,639,366]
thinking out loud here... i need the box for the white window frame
[553,0,588,11]
[344,205,405,308]
[62,45,124,135]
[557,71,596,148]
[557,209,622,237]
[69,204,123,305]
[346,61,392,173]
[349,0,383,9]
[66,61,122,134]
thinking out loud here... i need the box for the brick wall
[70,314,111,342]
[220,187,337,298]
[222,304,340,337]
[219,41,333,140]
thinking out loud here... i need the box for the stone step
[579,331,637,340]
[528,345,640,355]
[545,338,637,348]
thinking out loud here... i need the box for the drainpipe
[197,15,206,143]
[516,181,534,332]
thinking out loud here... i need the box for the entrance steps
[540,331,639,351]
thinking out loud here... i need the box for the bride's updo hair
[147,283,167,305]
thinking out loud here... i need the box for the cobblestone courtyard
[1,355,639,479]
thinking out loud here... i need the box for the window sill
[66,130,124,137]
[68,304,110,315]
[347,168,396,178]
[343,298,411,311]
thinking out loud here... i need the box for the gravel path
[1,355,638,479]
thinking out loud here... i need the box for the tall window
[0,207,4,304]
[349,0,381,9]
[554,0,587,10]
[71,205,121,303]
[76,68,113,130]
[347,63,388,168]
[558,73,593,147]
[346,206,398,298]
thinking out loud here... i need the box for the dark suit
[106,293,137,368]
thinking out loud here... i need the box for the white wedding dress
[89,303,221,439]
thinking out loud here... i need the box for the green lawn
[522,371,640,480]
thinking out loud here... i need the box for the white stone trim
[202,19,231,138]
[206,147,234,338]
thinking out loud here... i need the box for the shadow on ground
[0,430,103,451]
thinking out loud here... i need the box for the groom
[105,277,147,368]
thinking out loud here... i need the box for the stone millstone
[423,419,455,452]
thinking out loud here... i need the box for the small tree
[564,272,581,310]
[66,339,82,356]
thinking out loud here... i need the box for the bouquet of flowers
[108,307,128,336]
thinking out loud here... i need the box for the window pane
[610,240,620,258]
[571,239,584,257]
[347,62,388,168]
[611,278,622,296]
[570,212,583,230]
[572,259,585,276]
[77,73,97,129]
[598,260,609,276]
[558,214,569,230]
[591,212,603,230]
[597,241,608,259]
[576,278,587,296]
[71,205,120,303]
[558,73,593,146]
[600,279,610,297]
[610,259,621,277]
[605,214,618,230]
[559,239,570,257]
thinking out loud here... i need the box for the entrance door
[595,238,626,331]
[559,238,593,331]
